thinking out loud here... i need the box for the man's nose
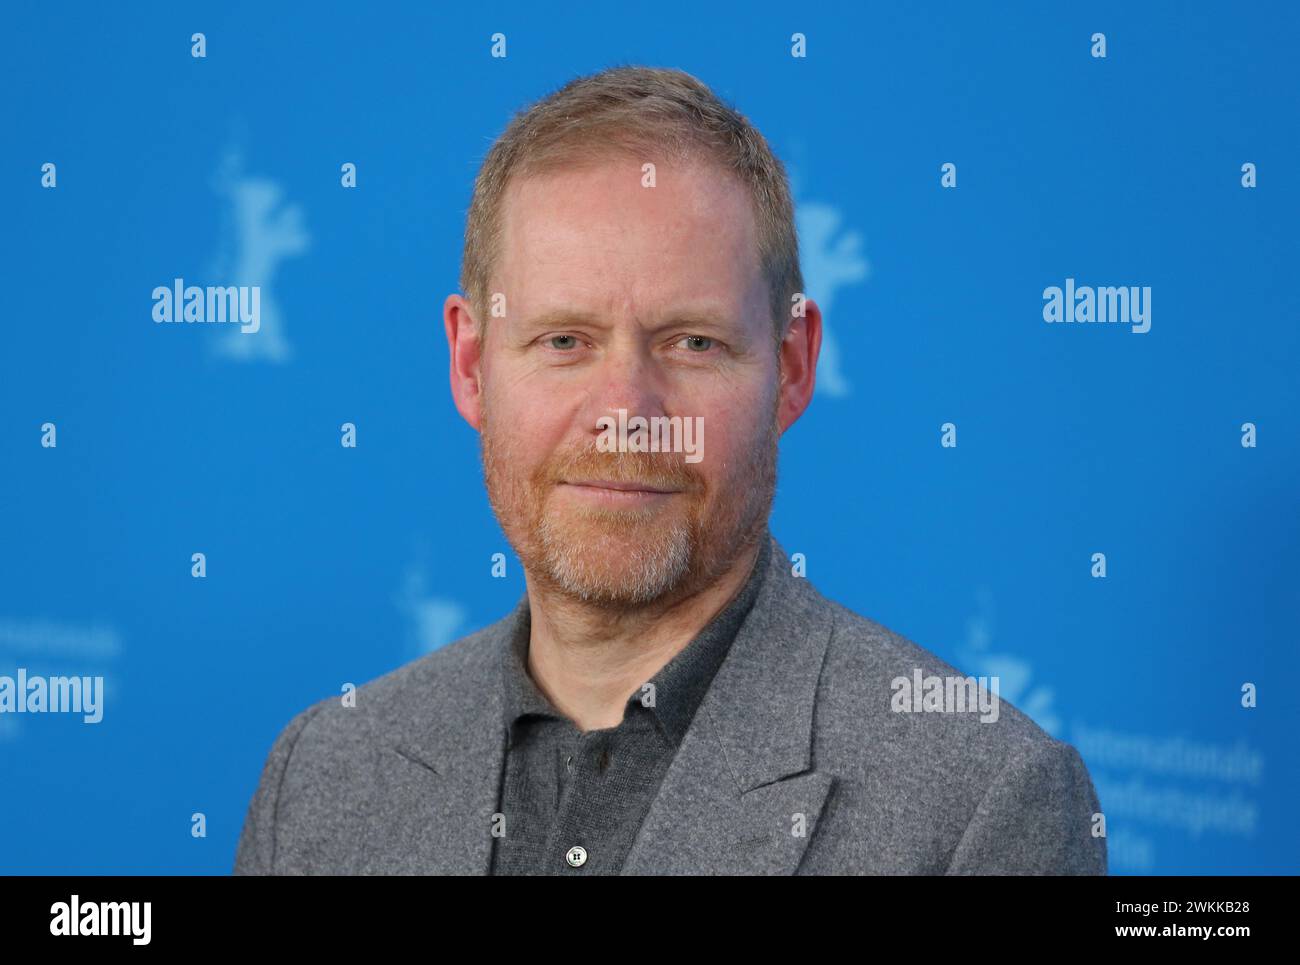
[580,342,668,434]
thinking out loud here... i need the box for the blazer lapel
[355,601,521,875]
[621,535,835,875]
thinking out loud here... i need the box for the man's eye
[678,335,714,352]
[548,334,579,350]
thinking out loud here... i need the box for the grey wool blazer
[234,533,1107,875]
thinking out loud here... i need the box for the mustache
[537,448,701,490]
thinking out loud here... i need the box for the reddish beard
[480,400,779,609]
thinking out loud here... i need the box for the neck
[521,539,764,732]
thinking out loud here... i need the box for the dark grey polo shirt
[489,536,772,875]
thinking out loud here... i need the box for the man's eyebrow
[518,309,603,331]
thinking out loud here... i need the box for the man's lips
[560,479,682,494]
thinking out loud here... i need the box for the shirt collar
[499,533,773,747]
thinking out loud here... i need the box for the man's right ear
[443,293,484,431]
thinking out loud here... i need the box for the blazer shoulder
[306,610,511,745]
[820,594,1055,736]
[233,609,515,874]
[798,589,1105,872]
[808,590,1083,794]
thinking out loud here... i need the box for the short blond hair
[459,65,803,350]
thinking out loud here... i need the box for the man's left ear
[776,298,822,431]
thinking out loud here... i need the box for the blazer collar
[365,530,835,875]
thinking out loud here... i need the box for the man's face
[477,155,782,608]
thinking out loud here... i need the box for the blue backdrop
[2,0,1296,874]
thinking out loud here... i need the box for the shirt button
[565,845,588,868]
[566,755,573,770]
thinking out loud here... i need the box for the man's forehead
[494,158,765,326]
[504,152,746,205]
[499,158,756,251]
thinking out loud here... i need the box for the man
[234,66,1106,875]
